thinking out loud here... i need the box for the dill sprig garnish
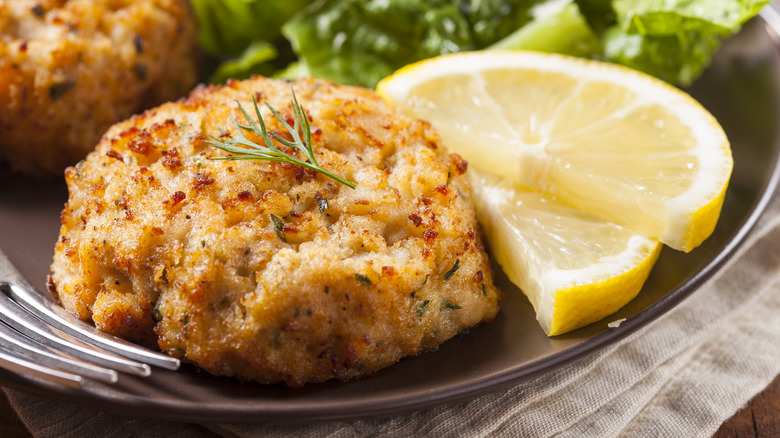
[207,88,356,189]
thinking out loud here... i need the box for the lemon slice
[377,51,732,252]
[471,171,661,335]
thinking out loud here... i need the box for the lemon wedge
[377,51,733,252]
[377,50,733,335]
[471,171,661,335]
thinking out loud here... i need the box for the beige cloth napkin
[5,188,780,437]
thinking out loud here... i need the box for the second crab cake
[0,0,198,176]
[50,76,501,387]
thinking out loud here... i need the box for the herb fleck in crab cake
[50,76,501,387]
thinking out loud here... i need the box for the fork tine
[7,280,180,370]
[0,346,83,390]
[0,321,118,383]
[0,249,179,370]
[0,290,151,376]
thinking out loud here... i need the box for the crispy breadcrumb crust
[0,0,198,176]
[50,77,501,387]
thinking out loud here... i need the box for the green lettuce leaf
[613,0,768,36]
[196,0,770,89]
[282,0,545,88]
[461,0,536,47]
[490,1,602,57]
[191,0,312,55]
[574,0,616,34]
[602,29,721,85]
[602,0,769,85]
[210,41,279,84]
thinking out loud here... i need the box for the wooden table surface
[714,374,780,437]
[2,374,780,436]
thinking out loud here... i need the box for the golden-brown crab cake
[0,0,198,176]
[50,76,501,387]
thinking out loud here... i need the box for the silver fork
[0,249,179,389]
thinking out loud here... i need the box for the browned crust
[50,76,502,386]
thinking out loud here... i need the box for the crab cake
[0,0,197,176]
[50,76,501,387]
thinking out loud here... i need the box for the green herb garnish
[443,259,460,280]
[49,79,75,101]
[269,214,286,241]
[207,88,355,189]
[416,299,430,316]
[443,300,461,310]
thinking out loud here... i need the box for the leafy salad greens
[192,0,769,88]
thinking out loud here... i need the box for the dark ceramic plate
[1,15,779,424]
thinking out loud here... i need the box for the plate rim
[2,16,780,424]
